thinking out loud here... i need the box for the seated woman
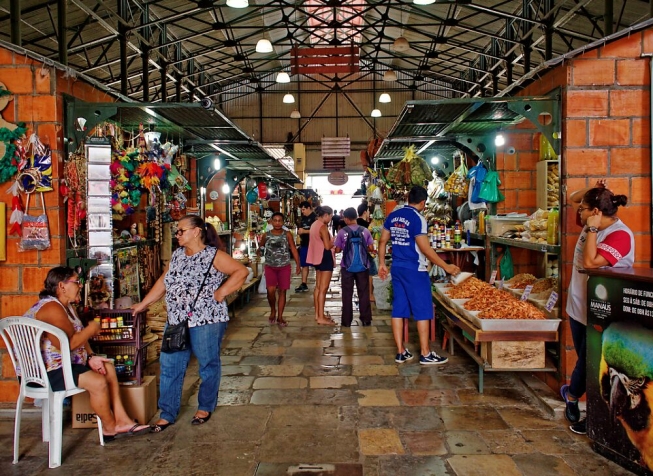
[23,266,150,441]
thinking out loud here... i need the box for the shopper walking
[259,212,301,327]
[307,206,336,326]
[561,180,634,435]
[19,267,150,440]
[295,201,316,293]
[334,207,375,327]
[357,202,378,302]
[331,209,341,235]
[133,215,248,431]
[378,186,460,365]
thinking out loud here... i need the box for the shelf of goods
[90,309,150,385]
[433,279,559,393]
[536,160,560,210]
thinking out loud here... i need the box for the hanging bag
[19,191,51,251]
[478,162,505,203]
[161,248,219,353]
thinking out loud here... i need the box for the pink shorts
[264,264,291,290]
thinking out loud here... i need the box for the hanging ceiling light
[276,72,290,83]
[413,0,436,4]
[226,0,248,8]
[383,70,397,82]
[495,133,506,147]
[290,109,301,119]
[393,37,410,52]
[256,39,273,53]
[371,109,382,118]
[379,93,391,103]
[283,93,295,104]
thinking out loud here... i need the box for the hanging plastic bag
[478,170,505,203]
[444,161,469,195]
[257,273,267,294]
[499,248,514,280]
[467,162,487,204]
[19,191,51,251]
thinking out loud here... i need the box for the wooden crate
[486,340,545,369]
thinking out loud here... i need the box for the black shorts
[315,249,334,271]
[25,364,90,392]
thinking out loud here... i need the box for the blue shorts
[391,267,434,320]
[299,246,311,268]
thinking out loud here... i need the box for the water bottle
[547,208,559,245]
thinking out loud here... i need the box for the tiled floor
[0,268,636,475]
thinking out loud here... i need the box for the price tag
[545,291,559,311]
[489,270,498,285]
[521,285,534,301]
[498,278,504,290]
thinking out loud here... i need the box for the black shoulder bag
[161,248,219,354]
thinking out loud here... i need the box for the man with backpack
[334,207,375,327]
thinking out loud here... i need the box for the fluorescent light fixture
[416,140,435,154]
[290,109,301,119]
[430,156,440,164]
[413,0,436,4]
[226,0,248,8]
[200,186,206,196]
[222,183,230,194]
[495,133,506,147]
[276,72,290,83]
[383,70,397,82]
[283,93,295,104]
[379,93,391,103]
[371,109,382,118]
[256,39,273,53]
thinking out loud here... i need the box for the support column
[10,0,21,46]
[57,0,67,65]
[142,45,150,102]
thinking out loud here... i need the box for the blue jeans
[158,321,227,423]
[569,318,586,399]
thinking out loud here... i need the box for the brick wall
[0,46,114,400]
[518,29,652,392]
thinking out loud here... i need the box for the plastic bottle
[547,208,559,245]
[478,211,486,235]
[454,220,462,249]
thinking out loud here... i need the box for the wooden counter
[434,292,558,393]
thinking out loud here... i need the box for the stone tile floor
[0,268,635,475]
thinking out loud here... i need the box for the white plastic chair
[0,316,104,468]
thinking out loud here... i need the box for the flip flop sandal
[277,319,288,327]
[268,317,277,325]
[191,412,212,425]
[105,423,151,441]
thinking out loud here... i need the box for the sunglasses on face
[175,227,195,237]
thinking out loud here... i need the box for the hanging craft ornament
[6,179,24,235]
[246,188,258,204]
[257,182,268,199]
[0,83,29,184]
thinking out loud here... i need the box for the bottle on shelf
[547,207,559,245]
[454,220,462,249]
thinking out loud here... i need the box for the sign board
[328,171,348,186]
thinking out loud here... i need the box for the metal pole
[10,0,21,46]
[57,0,67,64]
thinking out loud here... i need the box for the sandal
[104,423,151,441]
[191,412,212,425]
[277,318,288,327]
[150,421,173,433]
[268,317,277,325]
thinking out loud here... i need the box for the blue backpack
[342,226,369,273]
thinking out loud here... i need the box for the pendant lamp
[276,72,290,83]
[283,94,295,104]
[383,70,397,82]
[226,0,248,8]
[379,93,391,103]
[393,37,410,52]
[290,109,301,119]
[371,109,382,118]
[256,39,273,53]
